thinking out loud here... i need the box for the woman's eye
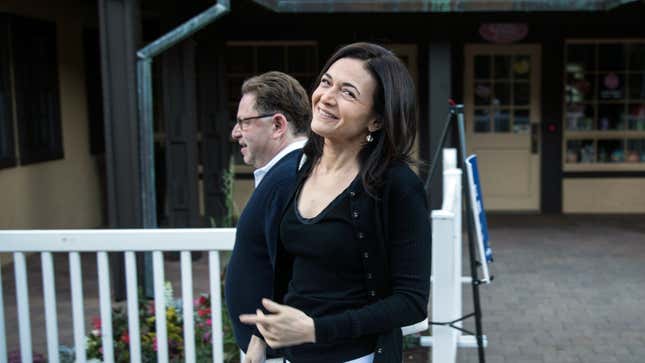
[342,89,356,99]
[320,78,331,86]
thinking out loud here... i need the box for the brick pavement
[2,215,645,363]
[455,215,645,363]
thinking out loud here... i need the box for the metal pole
[137,2,229,59]
[135,0,230,296]
[137,58,155,229]
[454,105,486,363]
[136,58,155,297]
[424,110,455,196]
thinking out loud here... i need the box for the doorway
[464,44,541,211]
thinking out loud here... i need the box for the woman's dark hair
[303,42,418,196]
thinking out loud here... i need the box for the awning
[253,0,640,12]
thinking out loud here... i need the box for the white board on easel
[465,154,493,283]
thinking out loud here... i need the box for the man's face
[231,93,275,169]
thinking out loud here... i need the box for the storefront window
[564,40,645,170]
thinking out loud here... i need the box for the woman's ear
[368,119,382,133]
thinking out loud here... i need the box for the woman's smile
[316,106,339,121]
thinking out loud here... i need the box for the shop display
[564,40,645,169]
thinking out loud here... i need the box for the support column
[162,40,201,229]
[98,0,142,300]
[428,42,452,210]
[197,38,231,228]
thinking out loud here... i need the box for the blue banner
[466,155,493,282]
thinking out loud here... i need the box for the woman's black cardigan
[272,159,432,363]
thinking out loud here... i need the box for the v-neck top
[294,175,358,224]
[279,175,376,362]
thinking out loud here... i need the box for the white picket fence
[0,228,235,363]
[0,150,485,363]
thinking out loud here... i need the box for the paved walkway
[2,215,645,362]
[456,215,645,363]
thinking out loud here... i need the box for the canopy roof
[253,0,639,12]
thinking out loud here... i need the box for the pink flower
[203,331,212,343]
[205,318,212,325]
[197,308,211,317]
[92,316,101,330]
[120,331,130,344]
[197,296,208,306]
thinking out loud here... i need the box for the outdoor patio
[2,214,644,363]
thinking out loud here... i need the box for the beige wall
[563,178,645,213]
[0,1,102,239]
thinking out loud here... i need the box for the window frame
[8,14,63,166]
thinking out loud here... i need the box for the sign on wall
[479,23,528,44]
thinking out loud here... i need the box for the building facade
[1,0,644,252]
[221,0,645,214]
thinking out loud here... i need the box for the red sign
[479,23,528,44]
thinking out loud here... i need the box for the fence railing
[0,150,471,363]
[0,228,235,363]
[421,149,465,362]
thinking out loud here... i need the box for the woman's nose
[320,87,337,105]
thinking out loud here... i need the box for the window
[83,28,105,155]
[564,40,645,171]
[225,42,318,172]
[0,14,63,168]
[473,54,533,135]
[12,15,63,164]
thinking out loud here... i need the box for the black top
[280,176,376,362]
[273,160,432,363]
[224,150,301,355]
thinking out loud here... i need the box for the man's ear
[272,113,289,138]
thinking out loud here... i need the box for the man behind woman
[225,71,310,363]
[239,42,431,363]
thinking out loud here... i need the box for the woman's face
[311,57,380,144]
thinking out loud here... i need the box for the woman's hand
[243,334,266,363]
[239,298,316,348]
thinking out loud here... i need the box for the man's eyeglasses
[235,113,276,131]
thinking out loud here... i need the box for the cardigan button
[350,190,357,198]
[366,272,373,279]
[357,232,365,239]
[352,210,359,219]
[369,290,376,297]
[376,347,383,354]
[363,252,369,259]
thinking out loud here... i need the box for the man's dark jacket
[225,150,301,355]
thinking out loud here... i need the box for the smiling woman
[239,42,431,363]
[309,58,379,149]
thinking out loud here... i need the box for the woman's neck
[316,138,362,175]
